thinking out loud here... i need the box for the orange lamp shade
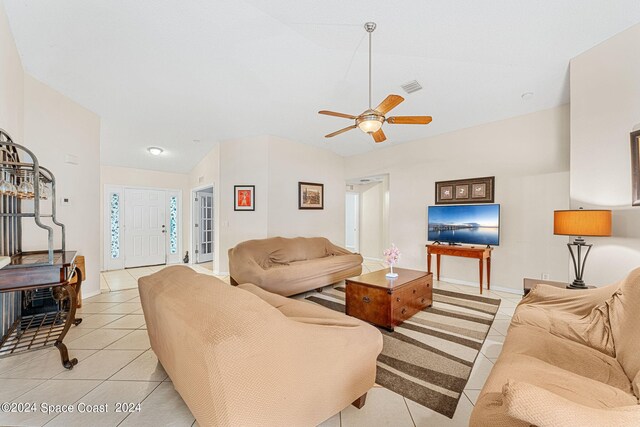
[554,210,612,237]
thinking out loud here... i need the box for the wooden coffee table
[345,268,433,331]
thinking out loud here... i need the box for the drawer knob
[363,296,371,303]
[413,289,416,294]
[421,298,426,303]
[401,308,407,314]
[396,297,401,302]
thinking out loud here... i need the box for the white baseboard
[438,276,523,295]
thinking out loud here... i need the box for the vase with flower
[383,244,401,278]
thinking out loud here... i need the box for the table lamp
[554,209,612,289]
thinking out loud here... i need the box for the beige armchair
[139,266,383,427]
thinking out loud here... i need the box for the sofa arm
[502,380,640,427]
[228,249,265,285]
[521,282,618,316]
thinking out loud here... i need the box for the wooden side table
[426,244,492,294]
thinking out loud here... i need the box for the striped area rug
[305,286,500,418]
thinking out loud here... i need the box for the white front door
[124,189,167,268]
[197,192,213,263]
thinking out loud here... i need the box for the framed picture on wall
[298,182,324,209]
[631,130,640,206]
[436,176,495,204]
[234,185,255,211]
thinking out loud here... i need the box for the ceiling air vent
[401,80,422,94]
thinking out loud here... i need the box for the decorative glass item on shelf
[0,128,66,265]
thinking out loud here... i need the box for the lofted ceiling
[4,0,640,173]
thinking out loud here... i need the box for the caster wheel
[73,318,83,326]
[64,358,78,370]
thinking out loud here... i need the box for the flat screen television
[427,204,500,246]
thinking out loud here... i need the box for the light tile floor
[0,261,521,427]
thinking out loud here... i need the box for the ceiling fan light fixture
[357,114,383,134]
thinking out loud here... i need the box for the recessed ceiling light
[521,92,534,101]
[147,147,164,156]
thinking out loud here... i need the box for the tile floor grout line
[115,380,164,427]
[3,378,46,403]
[402,397,417,427]
[43,377,108,427]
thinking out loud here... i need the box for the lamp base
[567,279,587,289]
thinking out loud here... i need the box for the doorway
[345,192,360,253]
[103,185,182,271]
[345,175,389,260]
[192,186,214,265]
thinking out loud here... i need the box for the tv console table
[426,244,493,294]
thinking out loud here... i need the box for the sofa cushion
[512,300,616,357]
[268,237,330,265]
[480,325,635,409]
[238,283,356,324]
[608,267,640,382]
[500,324,631,392]
[502,380,640,427]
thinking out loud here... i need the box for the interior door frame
[345,191,360,253]
[103,184,182,271]
[190,183,215,265]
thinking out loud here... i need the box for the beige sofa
[228,236,363,296]
[139,266,383,427]
[470,267,640,427]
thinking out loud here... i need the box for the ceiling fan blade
[387,116,433,125]
[318,110,356,120]
[374,95,404,115]
[325,125,357,138]
[372,128,386,143]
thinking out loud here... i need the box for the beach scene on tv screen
[428,204,500,245]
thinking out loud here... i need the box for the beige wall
[267,136,345,245]
[218,136,269,274]
[99,165,190,270]
[570,22,640,285]
[22,74,102,297]
[0,1,23,141]
[345,106,571,292]
[194,135,346,275]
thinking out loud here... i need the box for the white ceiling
[5,1,640,173]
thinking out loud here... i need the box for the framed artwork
[632,130,640,206]
[298,182,324,210]
[436,176,495,204]
[472,183,487,198]
[440,185,453,200]
[234,185,255,211]
[455,184,469,199]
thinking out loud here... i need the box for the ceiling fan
[319,22,432,143]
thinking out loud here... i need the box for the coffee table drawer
[345,283,391,328]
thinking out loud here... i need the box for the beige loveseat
[228,236,363,296]
[139,266,383,427]
[470,267,640,427]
